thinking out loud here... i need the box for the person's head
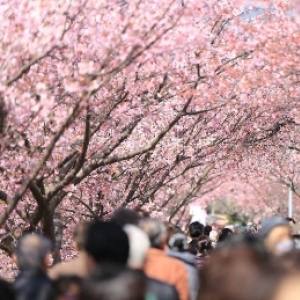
[189,222,204,238]
[123,224,150,269]
[199,243,279,300]
[258,217,293,255]
[84,221,129,273]
[73,222,89,251]
[168,233,189,252]
[0,279,15,300]
[15,233,52,271]
[198,235,213,255]
[110,208,140,226]
[218,228,233,243]
[46,276,82,300]
[204,225,212,236]
[80,265,146,300]
[139,218,167,249]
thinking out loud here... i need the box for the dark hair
[168,233,188,252]
[198,235,213,254]
[189,239,198,255]
[110,208,140,226]
[80,265,146,300]
[218,228,233,243]
[0,279,15,300]
[46,276,82,300]
[189,222,204,238]
[85,221,129,265]
[286,217,296,224]
[204,226,212,236]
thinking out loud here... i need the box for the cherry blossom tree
[0,0,300,278]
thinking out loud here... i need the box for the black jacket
[13,269,52,300]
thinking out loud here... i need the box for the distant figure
[140,219,190,300]
[195,235,213,270]
[258,217,293,255]
[189,222,204,255]
[110,208,141,226]
[204,226,212,237]
[13,234,52,300]
[218,228,233,243]
[48,222,89,279]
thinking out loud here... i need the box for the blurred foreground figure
[140,219,189,300]
[80,265,146,300]
[271,272,300,300]
[258,217,293,255]
[199,235,279,300]
[124,224,179,300]
[14,234,52,300]
[271,250,300,300]
[84,221,129,274]
[48,222,89,279]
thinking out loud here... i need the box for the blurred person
[195,235,212,270]
[0,279,16,300]
[48,222,89,279]
[218,228,233,243]
[166,227,199,300]
[188,222,204,255]
[13,233,52,300]
[203,225,212,237]
[271,272,300,300]
[124,224,179,300]
[46,276,82,300]
[80,264,146,300]
[110,208,141,226]
[209,230,218,248]
[199,238,278,300]
[139,218,190,300]
[84,221,129,274]
[258,217,293,255]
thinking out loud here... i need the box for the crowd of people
[1,208,300,300]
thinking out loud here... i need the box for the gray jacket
[167,250,199,300]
